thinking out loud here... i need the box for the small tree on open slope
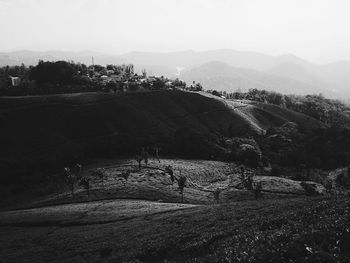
[214,188,221,203]
[120,170,131,182]
[64,167,76,196]
[177,175,187,203]
[239,165,253,190]
[165,165,174,183]
[253,181,263,199]
[135,155,143,169]
[73,163,83,180]
[79,177,90,198]
[92,168,105,184]
[154,146,161,163]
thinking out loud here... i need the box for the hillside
[0,91,323,185]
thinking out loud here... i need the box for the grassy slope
[0,91,248,169]
[200,92,323,133]
[0,90,325,201]
[0,91,322,165]
[0,196,348,263]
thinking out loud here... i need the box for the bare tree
[64,167,76,196]
[154,146,161,163]
[141,148,149,165]
[135,155,143,169]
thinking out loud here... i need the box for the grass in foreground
[0,195,349,262]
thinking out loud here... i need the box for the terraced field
[16,159,325,210]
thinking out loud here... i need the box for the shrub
[336,168,350,188]
[300,182,319,196]
[253,181,263,199]
[270,165,282,177]
[237,144,261,167]
[213,188,221,203]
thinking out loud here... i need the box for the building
[9,76,21,87]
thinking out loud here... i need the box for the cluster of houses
[6,63,203,94]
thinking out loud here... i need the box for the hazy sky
[1,0,350,63]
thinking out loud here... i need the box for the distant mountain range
[180,61,332,96]
[1,49,350,100]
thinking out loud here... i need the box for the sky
[1,0,350,63]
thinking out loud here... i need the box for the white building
[9,76,21,87]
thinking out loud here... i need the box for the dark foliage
[300,182,319,196]
[336,167,350,188]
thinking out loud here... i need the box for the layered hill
[180,61,335,96]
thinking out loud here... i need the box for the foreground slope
[0,196,348,263]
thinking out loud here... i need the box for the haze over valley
[2,49,350,100]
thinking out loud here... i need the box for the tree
[141,148,149,165]
[177,175,187,203]
[212,90,221,97]
[64,167,76,196]
[135,155,143,169]
[165,165,174,183]
[92,168,105,184]
[79,177,90,198]
[142,69,147,77]
[213,188,221,203]
[29,60,79,85]
[239,166,253,190]
[120,170,131,182]
[154,146,161,163]
[73,163,83,180]
[335,168,350,188]
[252,181,263,199]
